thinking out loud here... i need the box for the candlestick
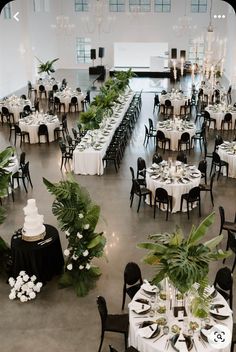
[180,57,184,76]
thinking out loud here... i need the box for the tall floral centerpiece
[138,213,231,318]
[36,57,59,77]
[43,175,106,296]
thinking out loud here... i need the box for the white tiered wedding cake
[22,199,46,242]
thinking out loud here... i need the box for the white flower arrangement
[9,272,43,302]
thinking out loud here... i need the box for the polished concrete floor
[0,74,235,352]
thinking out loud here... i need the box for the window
[33,0,49,12]
[3,3,11,19]
[129,0,151,12]
[109,0,125,12]
[188,39,205,66]
[76,38,91,63]
[75,0,88,12]
[191,0,207,13]
[154,0,171,12]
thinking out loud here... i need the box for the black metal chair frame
[122,262,143,310]
[180,186,201,220]
[153,187,173,221]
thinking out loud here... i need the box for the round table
[205,106,236,130]
[11,224,64,283]
[36,79,61,94]
[218,142,236,178]
[19,114,60,144]
[157,120,196,151]
[129,284,233,352]
[146,162,201,213]
[160,94,188,115]
[55,90,85,112]
[0,97,32,122]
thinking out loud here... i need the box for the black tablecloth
[11,224,64,283]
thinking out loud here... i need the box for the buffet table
[129,282,232,352]
[160,93,188,115]
[73,92,134,175]
[205,105,236,130]
[10,224,64,283]
[146,161,201,213]
[0,96,31,122]
[218,142,236,178]
[157,119,196,151]
[19,113,60,144]
[54,89,85,112]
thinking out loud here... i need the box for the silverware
[133,316,149,319]
[38,237,52,245]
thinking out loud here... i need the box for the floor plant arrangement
[43,174,106,297]
[138,212,231,318]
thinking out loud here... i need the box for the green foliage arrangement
[43,175,106,297]
[137,213,231,317]
[36,57,59,75]
[80,68,136,130]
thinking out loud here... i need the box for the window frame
[76,37,91,64]
[191,0,207,13]
[154,0,171,13]
[109,0,125,12]
[3,3,11,19]
[75,0,88,12]
[129,0,151,13]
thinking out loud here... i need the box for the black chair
[178,132,191,154]
[203,110,216,130]
[176,152,187,164]
[8,122,15,142]
[66,134,78,150]
[122,262,143,310]
[23,105,32,115]
[130,179,152,213]
[27,81,37,99]
[210,152,229,180]
[164,99,174,115]
[54,96,65,113]
[12,161,33,193]
[71,128,81,142]
[221,113,232,131]
[19,152,26,170]
[38,124,49,144]
[82,90,91,111]
[214,135,224,151]
[153,187,173,221]
[148,118,156,134]
[96,296,129,352]
[20,94,27,100]
[1,107,14,125]
[33,98,40,112]
[69,96,79,112]
[152,153,163,165]
[38,84,47,99]
[109,345,139,352]
[223,231,236,273]
[129,166,146,199]
[180,186,201,219]
[213,267,233,309]
[58,139,73,169]
[143,125,155,147]
[218,206,236,236]
[227,85,232,105]
[191,123,206,152]
[153,93,160,113]
[199,173,215,206]
[156,130,170,153]
[198,159,207,184]
[14,124,30,146]
[52,84,58,92]
[137,157,146,181]
[54,115,69,140]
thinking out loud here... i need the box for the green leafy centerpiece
[36,57,59,76]
[80,68,135,130]
[43,175,106,296]
[138,213,231,318]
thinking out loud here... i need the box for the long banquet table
[146,161,201,213]
[73,92,134,175]
[19,113,60,144]
[129,282,233,352]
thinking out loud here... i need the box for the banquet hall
[0,1,236,351]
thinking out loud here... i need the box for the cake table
[10,224,64,283]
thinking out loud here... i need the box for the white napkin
[129,301,150,314]
[139,323,158,338]
[174,333,188,352]
[141,280,158,294]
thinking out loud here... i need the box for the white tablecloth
[36,79,61,94]
[73,92,134,175]
[19,114,60,144]
[146,162,201,213]
[157,120,196,151]
[218,143,236,178]
[129,286,232,352]
[54,90,85,112]
[160,94,188,115]
[0,97,32,122]
[4,156,19,175]
[205,106,236,130]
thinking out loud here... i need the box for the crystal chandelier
[51,16,75,35]
[172,0,197,36]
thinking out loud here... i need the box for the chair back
[23,105,31,114]
[132,179,141,195]
[144,125,149,135]
[203,110,211,120]
[72,128,78,139]
[61,113,67,123]
[97,296,108,330]
[52,84,58,92]
[224,113,232,122]
[71,96,78,104]
[154,94,160,105]
[76,87,82,93]
[214,135,223,150]
[39,85,45,92]
[228,231,236,254]
[14,124,21,134]
[228,86,232,94]
[188,186,200,201]
[219,206,225,228]
[161,90,167,95]
[152,153,163,164]
[2,106,9,115]
[58,139,67,153]
[212,151,221,164]
[38,124,48,135]
[19,152,26,166]
[54,96,61,104]
[156,130,165,141]
[21,94,27,100]
[66,135,73,146]
[137,157,146,174]
[28,81,32,89]
[109,346,119,352]
[176,152,187,164]
[165,99,171,106]
[129,166,135,180]
[180,132,190,142]
[214,267,233,292]
[148,118,154,131]
[21,161,29,176]
[198,159,207,174]
[124,262,142,286]
[210,173,216,190]
[155,187,169,202]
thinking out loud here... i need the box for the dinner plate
[141,282,158,294]
[151,175,161,180]
[170,334,193,351]
[190,173,199,178]
[131,302,151,314]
